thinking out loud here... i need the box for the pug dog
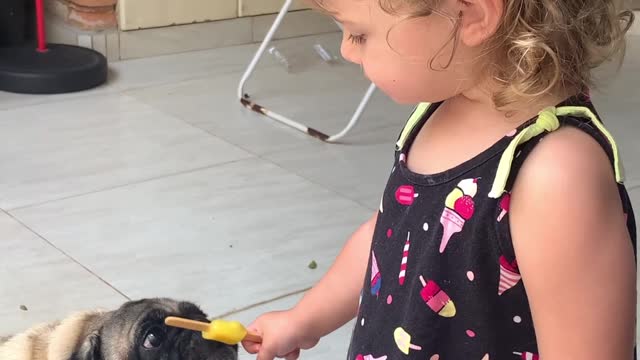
[0,298,237,360]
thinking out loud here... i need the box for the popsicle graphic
[398,232,411,285]
[370,250,382,296]
[513,352,539,360]
[355,355,388,360]
[440,178,478,253]
[395,185,419,206]
[498,192,511,222]
[419,276,456,318]
[499,256,521,295]
[393,327,422,355]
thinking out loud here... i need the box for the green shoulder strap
[488,105,624,199]
[395,102,431,151]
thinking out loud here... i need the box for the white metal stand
[237,0,376,142]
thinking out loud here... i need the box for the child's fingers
[242,322,262,354]
[284,349,301,360]
[241,340,261,354]
[256,346,277,360]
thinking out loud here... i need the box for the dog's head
[73,298,237,360]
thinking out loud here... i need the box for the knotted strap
[488,106,624,198]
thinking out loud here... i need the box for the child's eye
[348,34,366,45]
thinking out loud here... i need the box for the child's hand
[242,310,319,360]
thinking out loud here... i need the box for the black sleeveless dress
[346,95,637,360]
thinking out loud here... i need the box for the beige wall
[118,0,309,31]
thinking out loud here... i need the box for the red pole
[35,0,47,52]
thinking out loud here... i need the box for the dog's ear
[70,332,102,360]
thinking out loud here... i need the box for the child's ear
[458,0,503,47]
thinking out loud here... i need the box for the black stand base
[0,43,107,94]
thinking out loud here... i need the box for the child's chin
[388,93,431,105]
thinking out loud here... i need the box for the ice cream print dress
[347,96,637,360]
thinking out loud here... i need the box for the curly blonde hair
[311,0,634,109]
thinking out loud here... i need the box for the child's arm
[511,127,636,360]
[292,211,378,338]
[242,211,378,360]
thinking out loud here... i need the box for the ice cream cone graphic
[457,178,479,196]
[419,276,456,317]
[499,256,521,295]
[355,355,388,360]
[393,327,422,355]
[439,208,465,253]
[439,178,477,253]
[370,250,381,296]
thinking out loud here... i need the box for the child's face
[328,0,478,104]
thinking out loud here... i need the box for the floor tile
[0,32,341,112]
[128,55,410,209]
[0,94,250,210]
[127,34,411,156]
[0,212,126,336]
[11,158,371,316]
[222,292,354,360]
[264,140,397,210]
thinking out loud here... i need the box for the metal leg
[237,0,376,143]
[327,82,376,142]
[237,0,293,100]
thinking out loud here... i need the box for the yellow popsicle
[165,317,262,345]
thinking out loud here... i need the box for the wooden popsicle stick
[244,332,263,343]
[165,317,210,332]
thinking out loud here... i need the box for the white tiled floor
[0,32,638,359]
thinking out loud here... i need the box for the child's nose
[341,40,361,65]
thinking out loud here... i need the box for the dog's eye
[143,327,166,349]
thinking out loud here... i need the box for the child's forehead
[313,0,372,16]
[315,0,385,23]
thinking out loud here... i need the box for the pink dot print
[513,316,522,324]
[466,329,476,338]
[387,295,393,304]
[387,229,393,238]
[430,355,440,360]
[467,271,475,281]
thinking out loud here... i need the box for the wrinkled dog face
[80,298,237,360]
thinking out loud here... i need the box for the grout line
[7,157,254,212]
[149,94,378,213]
[2,209,131,301]
[211,286,312,319]
[174,117,376,213]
